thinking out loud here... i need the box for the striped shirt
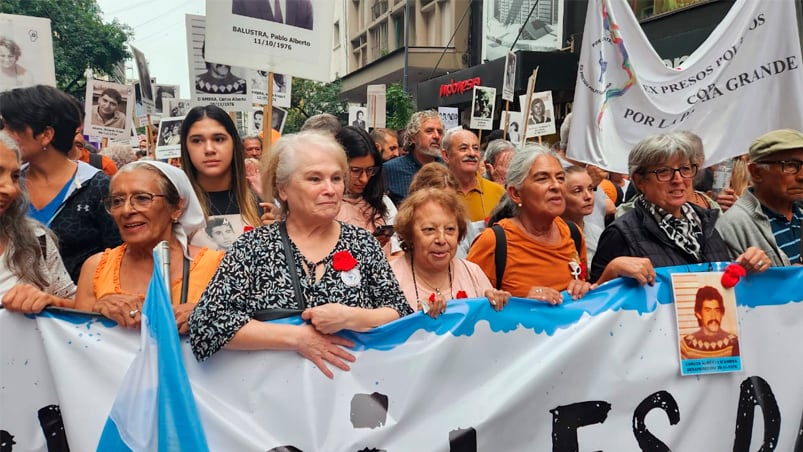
[762,202,803,264]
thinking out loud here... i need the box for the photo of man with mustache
[680,285,740,359]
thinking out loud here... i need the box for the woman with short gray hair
[591,132,769,284]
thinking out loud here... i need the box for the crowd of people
[1,83,801,379]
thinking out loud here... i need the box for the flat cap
[749,129,803,161]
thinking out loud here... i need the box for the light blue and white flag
[96,252,208,451]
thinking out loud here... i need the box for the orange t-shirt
[93,244,223,304]
[599,179,618,204]
[79,148,118,176]
[466,217,587,297]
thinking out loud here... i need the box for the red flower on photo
[455,290,468,299]
[332,250,358,272]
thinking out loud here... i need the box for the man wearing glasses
[716,129,803,266]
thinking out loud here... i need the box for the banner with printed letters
[568,0,803,173]
[2,265,803,450]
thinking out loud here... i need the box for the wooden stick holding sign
[520,67,539,148]
[264,72,274,150]
[503,100,510,140]
[146,114,154,158]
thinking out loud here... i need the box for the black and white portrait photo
[469,86,496,130]
[83,79,134,140]
[0,14,56,92]
[131,45,155,113]
[154,84,179,114]
[502,51,517,102]
[232,0,314,30]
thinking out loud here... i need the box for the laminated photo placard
[469,86,496,130]
[0,13,56,92]
[83,79,134,140]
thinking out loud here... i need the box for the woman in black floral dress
[189,131,412,378]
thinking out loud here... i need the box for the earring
[172,217,179,223]
[517,203,522,207]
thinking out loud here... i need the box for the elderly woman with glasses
[73,161,224,334]
[590,132,769,285]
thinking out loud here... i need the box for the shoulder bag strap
[279,221,306,310]
[180,256,190,304]
[566,220,582,258]
[491,224,507,290]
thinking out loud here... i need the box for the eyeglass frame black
[103,192,167,213]
[348,166,380,178]
[643,164,698,182]
[757,159,803,175]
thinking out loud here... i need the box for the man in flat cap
[715,129,803,266]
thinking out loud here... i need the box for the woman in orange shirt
[74,161,223,334]
[467,146,593,303]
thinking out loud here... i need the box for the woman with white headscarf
[74,160,223,334]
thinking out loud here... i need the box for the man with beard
[383,110,444,206]
[680,286,739,359]
[371,128,400,162]
[441,129,504,222]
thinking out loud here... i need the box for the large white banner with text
[3,265,803,450]
[568,0,803,173]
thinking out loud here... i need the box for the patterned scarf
[640,197,703,262]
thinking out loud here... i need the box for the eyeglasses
[349,166,380,178]
[759,159,803,175]
[645,165,697,182]
[104,192,167,213]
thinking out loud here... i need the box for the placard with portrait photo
[438,107,459,130]
[83,79,134,140]
[249,106,286,136]
[155,116,184,159]
[672,272,742,376]
[0,13,56,92]
[248,70,291,108]
[131,45,155,115]
[348,106,367,131]
[153,84,180,115]
[186,14,251,112]
[204,0,335,82]
[519,90,556,138]
[165,98,193,118]
[470,86,496,130]
[502,110,524,146]
[502,51,517,102]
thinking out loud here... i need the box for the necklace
[410,258,453,303]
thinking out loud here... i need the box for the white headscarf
[135,160,205,258]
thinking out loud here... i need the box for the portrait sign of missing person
[249,70,292,108]
[0,14,56,92]
[131,45,155,115]
[469,86,496,130]
[672,272,742,376]
[348,105,367,131]
[154,84,180,115]
[502,110,524,146]
[155,117,184,160]
[203,0,335,82]
[519,90,557,138]
[83,79,134,140]
[249,106,286,136]
[186,14,251,112]
[502,51,517,102]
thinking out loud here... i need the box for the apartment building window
[333,21,341,49]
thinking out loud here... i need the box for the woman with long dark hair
[0,85,121,283]
[179,105,260,249]
[334,126,399,256]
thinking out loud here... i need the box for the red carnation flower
[332,250,358,272]
[455,290,468,299]
[429,292,436,302]
[243,225,254,233]
[579,263,587,282]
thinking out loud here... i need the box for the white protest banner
[367,84,386,129]
[186,14,251,113]
[438,107,459,130]
[470,86,496,130]
[204,0,335,82]
[83,79,134,141]
[0,14,55,92]
[568,0,803,173]
[6,265,800,450]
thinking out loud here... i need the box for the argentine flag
[97,252,208,451]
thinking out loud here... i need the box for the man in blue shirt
[716,129,803,267]
[383,110,444,206]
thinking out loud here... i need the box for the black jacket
[590,202,730,282]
